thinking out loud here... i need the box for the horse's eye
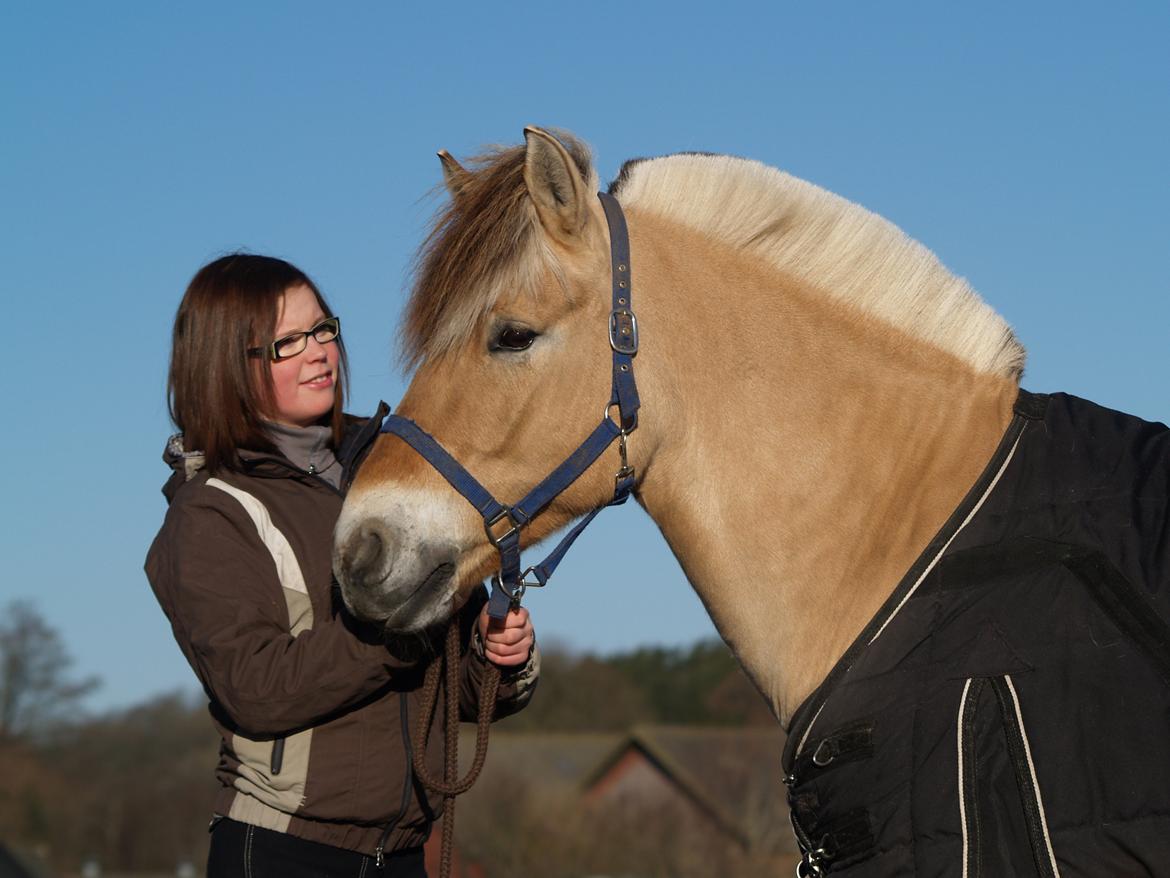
[493,325,538,352]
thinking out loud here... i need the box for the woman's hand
[476,605,534,668]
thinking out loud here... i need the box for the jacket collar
[159,403,390,501]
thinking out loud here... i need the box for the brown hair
[168,253,349,472]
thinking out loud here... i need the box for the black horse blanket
[782,391,1170,877]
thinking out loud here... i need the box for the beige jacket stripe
[207,478,314,831]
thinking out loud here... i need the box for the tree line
[0,600,776,874]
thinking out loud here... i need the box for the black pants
[207,817,426,878]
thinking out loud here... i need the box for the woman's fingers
[478,606,534,666]
[485,621,532,646]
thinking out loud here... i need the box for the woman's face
[266,284,339,427]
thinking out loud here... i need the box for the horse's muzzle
[333,517,458,631]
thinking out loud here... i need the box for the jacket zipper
[243,453,346,498]
[270,737,285,775]
[374,695,415,868]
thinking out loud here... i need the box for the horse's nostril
[342,524,396,584]
[352,528,382,573]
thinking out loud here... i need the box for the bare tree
[0,600,99,740]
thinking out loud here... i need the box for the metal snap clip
[812,739,835,767]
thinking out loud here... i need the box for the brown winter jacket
[144,411,537,857]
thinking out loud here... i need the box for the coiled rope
[411,619,501,878]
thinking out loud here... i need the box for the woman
[146,254,538,877]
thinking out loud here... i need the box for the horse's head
[334,128,634,633]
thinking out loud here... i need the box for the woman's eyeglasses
[248,317,341,362]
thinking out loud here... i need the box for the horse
[332,127,1170,876]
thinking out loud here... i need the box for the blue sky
[2,3,1166,713]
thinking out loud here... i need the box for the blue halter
[379,191,641,619]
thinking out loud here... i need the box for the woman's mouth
[302,372,334,389]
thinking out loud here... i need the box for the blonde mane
[610,153,1025,378]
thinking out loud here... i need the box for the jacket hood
[161,434,207,501]
[158,434,292,500]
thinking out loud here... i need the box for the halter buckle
[484,508,520,548]
[609,308,639,356]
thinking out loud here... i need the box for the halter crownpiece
[378,191,641,619]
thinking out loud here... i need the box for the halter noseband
[378,192,641,619]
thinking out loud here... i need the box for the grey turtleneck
[266,421,342,490]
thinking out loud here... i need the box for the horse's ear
[523,126,590,244]
[437,149,470,198]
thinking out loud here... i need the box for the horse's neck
[628,214,1019,725]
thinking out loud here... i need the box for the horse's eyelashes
[492,326,538,352]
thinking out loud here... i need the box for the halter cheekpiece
[378,192,641,618]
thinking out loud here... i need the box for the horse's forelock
[402,133,595,370]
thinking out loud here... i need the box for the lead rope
[410,619,501,878]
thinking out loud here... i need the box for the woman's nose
[303,336,329,360]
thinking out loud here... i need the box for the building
[444,725,800,876]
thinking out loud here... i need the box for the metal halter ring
[492,568,547,611]
[490,573,524,609]
[603,404,636,485]
[520,566,548,589]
